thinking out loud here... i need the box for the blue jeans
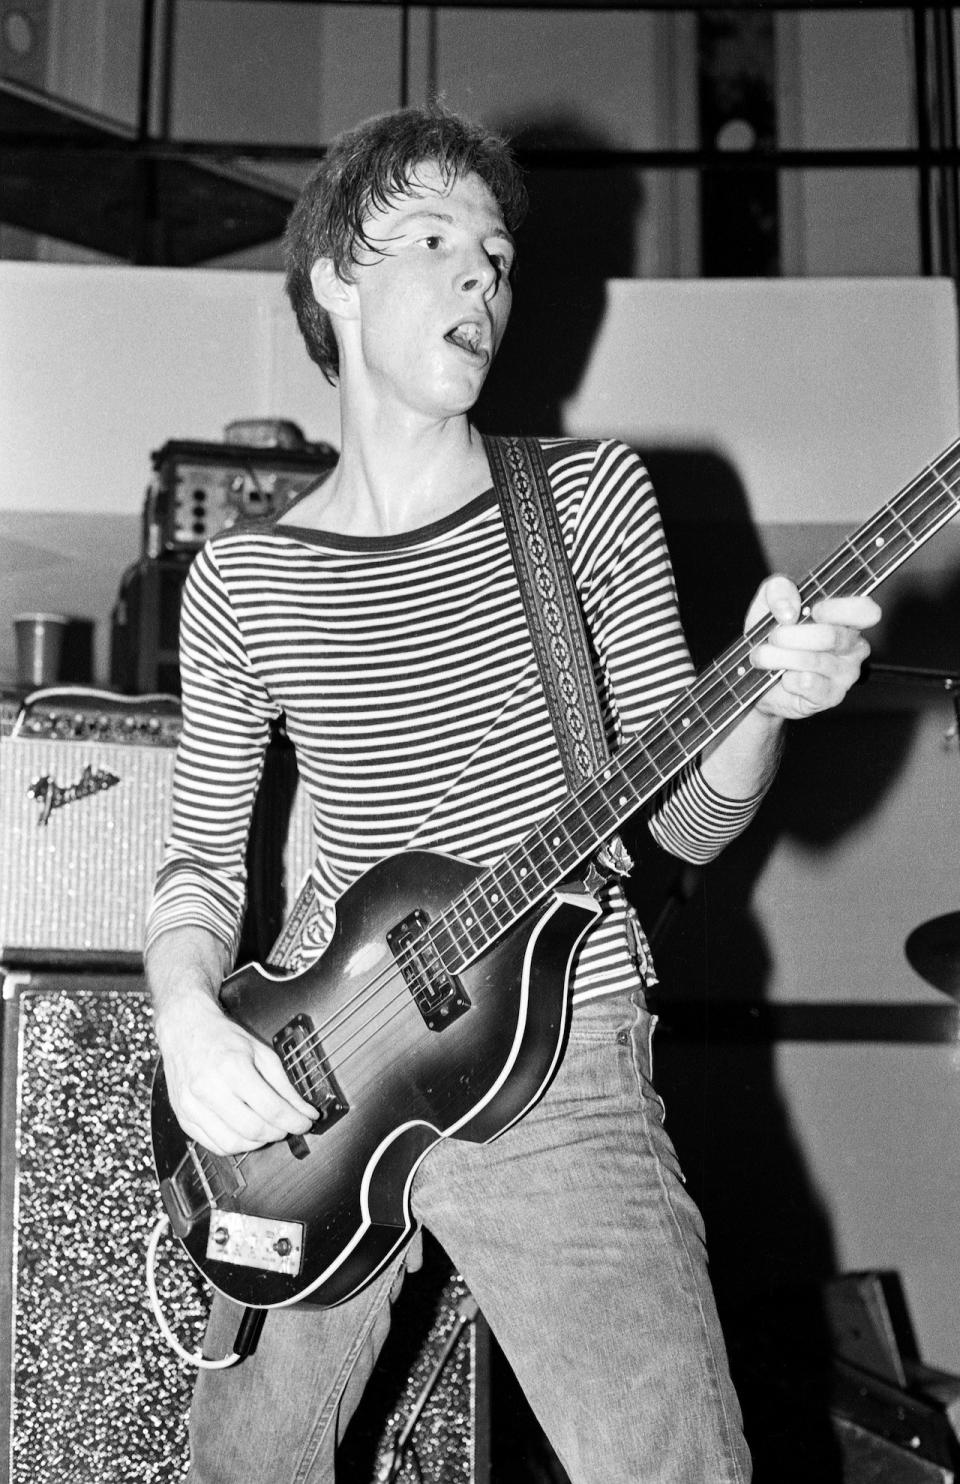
[187,992,751,1483]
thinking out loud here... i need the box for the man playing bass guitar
[145,104,879,1484]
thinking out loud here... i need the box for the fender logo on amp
[28,765,121,826]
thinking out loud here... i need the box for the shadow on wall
[876,560,960,676]
[475,111,643,436]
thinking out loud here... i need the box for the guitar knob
[212,1226,229,1246]
[273,1238,292,1257]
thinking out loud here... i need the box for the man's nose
[458,251,499,298]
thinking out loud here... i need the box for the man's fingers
[809,594,882,629]
[753,632,870,671]
[746,579,879,723]
[746,583,882,636]
[745,574,800,629]
[249,1039,317,1123]
[754,621,838,654]
[167,1032,316,1154]
[177,1102,273,1157]
[178,1079,312,1153]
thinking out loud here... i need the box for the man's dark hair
[282,104,527,383]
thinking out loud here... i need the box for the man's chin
[435,367,491,418]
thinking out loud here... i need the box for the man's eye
[423,235,442,250]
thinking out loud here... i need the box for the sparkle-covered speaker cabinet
[0,970,206,1484]
[0,972,489,1484]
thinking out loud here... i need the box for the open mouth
[444,322,488,362]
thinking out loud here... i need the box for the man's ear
[309,258,358,322]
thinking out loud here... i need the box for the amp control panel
[9,687,182,746]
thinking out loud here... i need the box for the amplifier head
[145,438,338,555]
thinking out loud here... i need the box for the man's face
[342,162,515,421]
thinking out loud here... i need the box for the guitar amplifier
[0,689,316,962]
[0,690,182,959]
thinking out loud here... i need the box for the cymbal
[905,913,960,997]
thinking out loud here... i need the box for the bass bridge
[159,1141,245,1240]
[387,908,470,1031]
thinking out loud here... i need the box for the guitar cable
[146,1212,244,1369]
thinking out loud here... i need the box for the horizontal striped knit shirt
[146,437,765,1002]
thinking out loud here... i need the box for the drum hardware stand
[876,663,960,997]
[867,661,960,749]
[377,1293,481,1483]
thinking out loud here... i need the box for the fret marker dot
[519,866,527,876]
[874,536,885,548]
[465,916,474,926]
[619,794,628,806]
[491,892,499,903]
[802,605,811,617]
[552,835,561,846]
[737,665,746,677]
[682,716,691,728]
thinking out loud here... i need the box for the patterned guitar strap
[483,436,642,944]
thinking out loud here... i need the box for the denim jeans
[186,991,751,1483]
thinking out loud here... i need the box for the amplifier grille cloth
[0,741,177,953]
[0,739,316,954]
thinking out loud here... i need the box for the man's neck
[287,404,491,537]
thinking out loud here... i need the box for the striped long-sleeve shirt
[145,437,766,1002]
